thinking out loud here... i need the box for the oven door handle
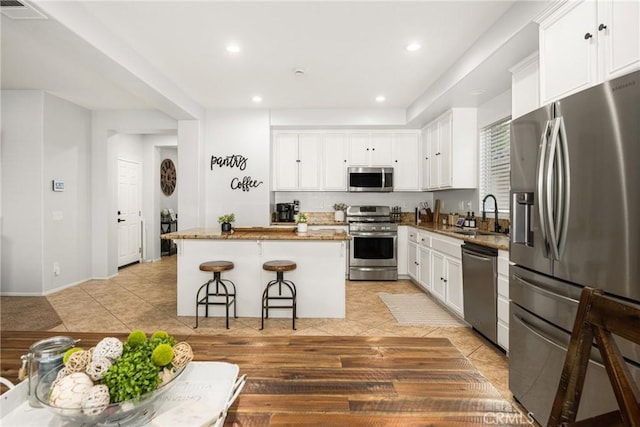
[350,232,397,237]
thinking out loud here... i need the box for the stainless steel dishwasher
[461,242,498,345]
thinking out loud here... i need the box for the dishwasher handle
[463,251,494,263]
[461,243,498,258]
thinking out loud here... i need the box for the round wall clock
[160,159,176,196]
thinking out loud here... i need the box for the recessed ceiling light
[405,42,421,52]
[252,95,263,103]
[226,44,240,53]
[375,95,386,102]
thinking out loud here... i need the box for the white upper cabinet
[349,132,392,166]
[322,133,348,191]
[391,132,420,191]
[421,108,477,191]
[599,0,640,81]
[273,132,322,191]
[540,0,639,104]
[274,129,422,192]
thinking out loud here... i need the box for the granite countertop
[162,227,350,241]
[271,221,348,226]
[401,221,510,251]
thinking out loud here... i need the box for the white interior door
[118,159,141,267]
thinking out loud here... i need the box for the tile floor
[44,256,513,402]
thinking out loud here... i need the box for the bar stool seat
[261,260,297,330]
[195,261,236,329]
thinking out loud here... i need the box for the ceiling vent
[1,0,47,19]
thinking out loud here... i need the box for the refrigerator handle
[546,118,561,261]
[557,117,571,257]
[537,120,552,257]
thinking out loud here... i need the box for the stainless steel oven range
[347,206,397,281]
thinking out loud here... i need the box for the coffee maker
[276,203,295,222]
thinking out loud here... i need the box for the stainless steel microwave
[348,167,393,192]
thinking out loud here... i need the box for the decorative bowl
[35,364,186,426]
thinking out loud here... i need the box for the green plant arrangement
[218,213,236,224]
[296,212,308,223]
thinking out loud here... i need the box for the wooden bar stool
[548,286,640,427]
[195,261,236,329]
[261,260,297,330]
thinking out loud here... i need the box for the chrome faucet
[482,194,501,233]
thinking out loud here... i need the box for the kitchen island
[162,227,349,319]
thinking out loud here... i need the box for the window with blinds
[479,116,511,215]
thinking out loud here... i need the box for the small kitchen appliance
[347,167,393,192]
[276,203,295,222]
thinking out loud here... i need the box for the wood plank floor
[1,332,529,426]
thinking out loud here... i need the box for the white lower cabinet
[408,241,418,280]
[497,250,510,351]
[417,245,431,291]
[406,227,464,317]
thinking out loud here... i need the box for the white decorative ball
[49,372,94,410]
[93,337,123,361]
[86,357,112,381]
[82,384,110,416]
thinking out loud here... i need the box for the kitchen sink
[452,230,496,237]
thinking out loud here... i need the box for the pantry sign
[210,153,264,192]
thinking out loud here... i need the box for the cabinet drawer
[417,233,431,247]
[408,228,418,243]
[432,237,461,259]
[498,294,510,324]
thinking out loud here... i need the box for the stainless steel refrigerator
[509,70,640,425]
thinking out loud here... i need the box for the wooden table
[1,332,527,426]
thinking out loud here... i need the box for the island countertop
[162,226,350,241]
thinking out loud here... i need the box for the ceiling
[1,1,526,118]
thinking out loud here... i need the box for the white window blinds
[479,117,511,214]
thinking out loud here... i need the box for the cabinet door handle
[372,148,376,151]
[395,160,398,163]
[598,23,607,31]
[584,32,593,40]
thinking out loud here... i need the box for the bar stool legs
[261,260,297,330]
[195,261,236,329]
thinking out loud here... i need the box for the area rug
[379,292,468,327]
[1,297,63,331]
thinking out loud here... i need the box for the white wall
[204,110,271,227]
[1,90,91,295]
[1,91,45,294]
[43,93,92,294]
